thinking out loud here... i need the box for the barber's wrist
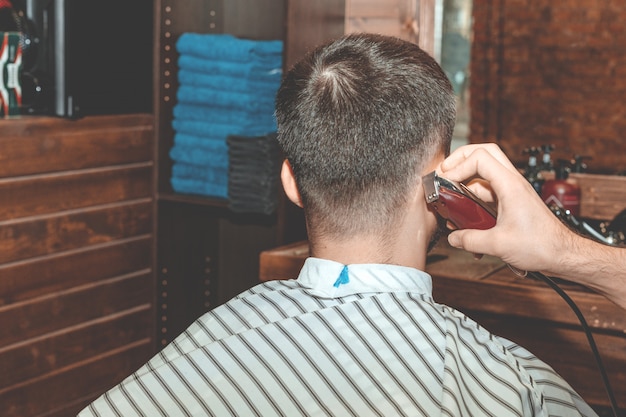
[539,225,582,278]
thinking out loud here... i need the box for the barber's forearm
[440,143,626,310]
[548,231,626,310]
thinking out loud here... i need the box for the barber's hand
[438,143,572,273]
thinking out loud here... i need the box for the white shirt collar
[296,257,433,298]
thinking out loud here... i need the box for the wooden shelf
[158,191,229,208]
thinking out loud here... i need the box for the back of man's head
[275,33,456,241]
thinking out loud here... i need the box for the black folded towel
[227,133,282,215]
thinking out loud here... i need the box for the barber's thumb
[449,231,486,261]
[447,229,476,251]
[449,228,493,256]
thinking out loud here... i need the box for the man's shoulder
[230,278,302,301]
[435,306,595,416]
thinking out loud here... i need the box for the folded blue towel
[172,162,228,184]
[177,33,283,65]
[173,117,275,138]
[178,55,281,79]
[171,176,228,199]
[173,133,229,154]
[176,85,275,113]
[169,143,229,169]
[173,118,240,138]
[174,103,248,123]
[173,104,277,131]
[178,69,281,95]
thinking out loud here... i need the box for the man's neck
[305,167,440,272]
[309,230,429,270]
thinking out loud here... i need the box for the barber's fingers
[440,144,484,169]
[440,144,521,194]
[447,228,497,258]
[463,178,497,203]
[441,147,527,199]
[442,143,517,174]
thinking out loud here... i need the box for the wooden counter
[260,240,626,412]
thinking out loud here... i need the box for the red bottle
[541,165,581,217]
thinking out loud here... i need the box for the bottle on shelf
[540,144,555,172]
[571,155,592,174]
[523,146,544,194]
[541,159,581,217]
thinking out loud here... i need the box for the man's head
[275,33,456,243]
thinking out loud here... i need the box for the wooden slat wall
[344,0,436,56]
[571,173,626,221]
[346,0,417,40]
[284,0,346,72]
[0,114,156,417]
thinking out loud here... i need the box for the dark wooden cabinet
[0,114,156,417]
[152,0,346,348]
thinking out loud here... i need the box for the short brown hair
[275,33,456,240]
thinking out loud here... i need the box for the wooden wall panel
[0,237,151,306]
[0,119,153,177]
[344,0,437,57]
[0,164,152,219]
[0,200,152,264]
[2,342,152,417]
[0,114,156,417]
[346,0,418,42]
[223,0,286,40]
[1,271,152,349]
[0,306,151,387]
[574,173,626,221]
[285,0,346,70]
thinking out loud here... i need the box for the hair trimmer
[422,171,526,277]
[422,171,497,230]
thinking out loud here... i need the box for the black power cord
[527,270,621,417]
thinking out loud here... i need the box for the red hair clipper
[422,171,496,230]
[423,171,527,277]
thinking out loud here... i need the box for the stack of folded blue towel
[170,32,283,199]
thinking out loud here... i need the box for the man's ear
[281,160,303,208]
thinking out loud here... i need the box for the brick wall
[471,0,626,173]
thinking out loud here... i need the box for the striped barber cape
[79,257,597,417]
